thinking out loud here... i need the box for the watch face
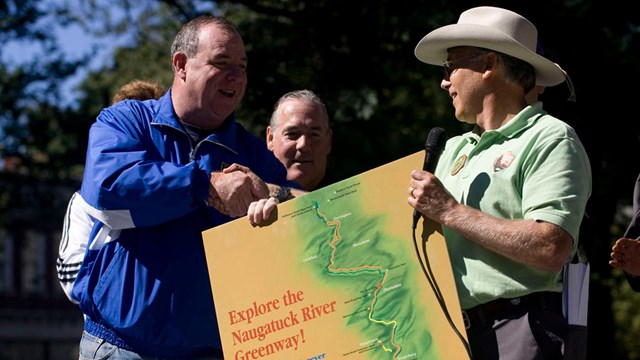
[278,186,290,201]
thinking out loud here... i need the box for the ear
[326,128,333,154]
[172,52,188,80]
[485,52,498,71]
[482,52,498,79]
[266,126,275,151]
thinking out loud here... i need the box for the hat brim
[414,23,566,87]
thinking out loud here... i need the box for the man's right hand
[247,197,279,226]
[610,237,640,276]
[207,164,269,217]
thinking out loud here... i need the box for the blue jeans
[79,331,224,360]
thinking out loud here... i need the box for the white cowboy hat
[414,6,566,87]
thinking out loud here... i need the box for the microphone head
[425,127,447,153]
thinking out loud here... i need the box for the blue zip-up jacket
[72,89,297,357]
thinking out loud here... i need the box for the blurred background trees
[1,0,639,358]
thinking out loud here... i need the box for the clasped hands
[207,163,278,226]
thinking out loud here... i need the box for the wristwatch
[273,186,291,202]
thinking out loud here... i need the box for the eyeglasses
[442,53,486,79]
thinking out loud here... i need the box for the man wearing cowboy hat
[407,6,591,359]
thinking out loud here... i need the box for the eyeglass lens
[442,53,485,79]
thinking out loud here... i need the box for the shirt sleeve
[80,105,205,229]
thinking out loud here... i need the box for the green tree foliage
[75,4,181,114]
[0,1,93,229]
[0,1,88,172]
[223,0,460,181]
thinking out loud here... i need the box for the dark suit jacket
[624,173,640,291]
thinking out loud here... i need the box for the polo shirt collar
[464,102,546,144]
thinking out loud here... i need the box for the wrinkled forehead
[278,100,329,128]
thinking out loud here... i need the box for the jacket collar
[151,88,241,152]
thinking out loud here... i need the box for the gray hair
[171,15,240,58]
[496,52,537,94]
[270,90,330,129]
[472,47,536,94]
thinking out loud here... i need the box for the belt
[461,291,562,330]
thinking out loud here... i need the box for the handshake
[207,163,299,225]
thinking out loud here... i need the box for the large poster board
[203,151,468,359]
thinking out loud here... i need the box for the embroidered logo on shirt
[451,154,467,176]
[493,151,515,172]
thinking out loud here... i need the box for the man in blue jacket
[63,15,301,359]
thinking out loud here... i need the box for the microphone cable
[411,219,473,358]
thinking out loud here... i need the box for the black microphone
[412,127,447,229]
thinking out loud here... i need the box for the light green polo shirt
[434,102,592,310]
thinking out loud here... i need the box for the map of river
[203,151,468,360]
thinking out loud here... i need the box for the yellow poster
[203,151,469,360]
